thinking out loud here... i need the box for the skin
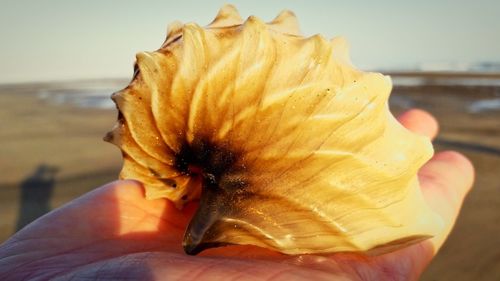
[0,109,474,281]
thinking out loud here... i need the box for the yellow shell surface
[105,5,443,255]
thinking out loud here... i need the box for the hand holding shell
[105,5,443,255]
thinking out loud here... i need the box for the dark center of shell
[174,138,248,254]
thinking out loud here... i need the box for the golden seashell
[105,4,443,255]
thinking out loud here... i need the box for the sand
[0,75,499,280]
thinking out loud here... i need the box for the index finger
[397,109,439,140]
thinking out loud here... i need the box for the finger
[418,151,475,250]
[397,109,439,140]
[0,180,185,279]
[111,180,194,232]
[18,180,187,252]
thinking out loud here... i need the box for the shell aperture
[105,4,443,255]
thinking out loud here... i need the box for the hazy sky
[1,0,499,83]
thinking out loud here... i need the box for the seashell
[105,4,443,255]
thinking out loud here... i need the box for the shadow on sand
[16,164,59,231]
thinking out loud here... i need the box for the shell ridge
[226,17,265,144]
[247,191,361,250]
[140,52,183,154]
[117,126,177,173]
[333,186,431,245]
[256,170,418,245]
[264,177,422,250]
[228,35,278,150]
[221,16,270,147]
[206,43,272,142]
[257,34,331,145]
[185,25,214,143]
[258,41,335,162]
[169,24,208,145]
[150,73,187,153]
[311,90,383,152]
[120,155,183,192]
[243,37,326,167]
[206,25,243,144]
[321,179,415,227]
[230,41,301,157]
[259,93,378,188]
[219,217,281,248]
[112,85,175,164]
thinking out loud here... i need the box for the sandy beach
[0,74,498,280]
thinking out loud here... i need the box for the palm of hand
[0,110,474,281]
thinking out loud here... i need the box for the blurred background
[0,0,499,280]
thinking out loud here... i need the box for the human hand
[0,109,474,281]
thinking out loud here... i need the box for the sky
[0,0,499,83]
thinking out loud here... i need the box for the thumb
[418,151,475,250]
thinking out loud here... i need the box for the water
[37,88,116,109]
[391,76,500,87]
[467,98,500,113]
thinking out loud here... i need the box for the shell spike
[308,33,329,44]
[239,16,271,46]
[162,21,184,47]
[135,51,152,62]
[242,15,268,31]
[269,9,301,35]
[167,21,183,39]
[135,51,160,75]
[103,124,120,144]
[208,4,243,28]
[304,34,332,55]
[331,36,352,64]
